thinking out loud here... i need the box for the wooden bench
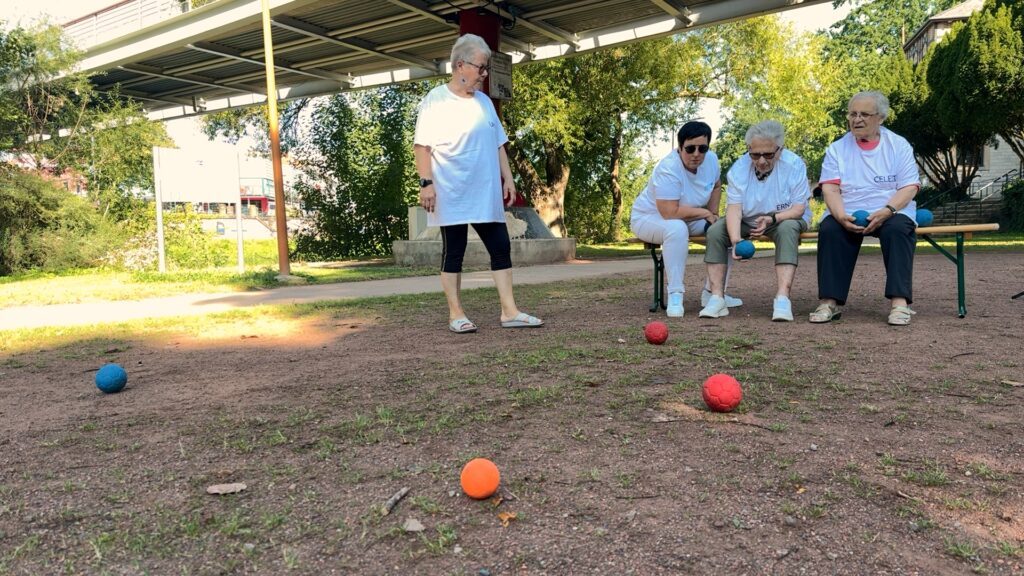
[630,223,1001,318]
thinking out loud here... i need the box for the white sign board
[488,51,513,100]
[152,146,241,204]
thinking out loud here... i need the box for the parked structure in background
[904,0,1021,194]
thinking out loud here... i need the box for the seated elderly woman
[699,120,811,322]
[811,90,920,326]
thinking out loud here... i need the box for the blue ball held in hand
[95,363,128,394]
[735,240,756,259]
[852,210,870,227]
[916,208,933,227]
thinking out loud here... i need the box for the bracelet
[885,204,897,215]
[770,213,777,224]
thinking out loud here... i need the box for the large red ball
[702,373,743,412]
[644,321,669,345]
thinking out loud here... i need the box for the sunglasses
[748,146,780,161]
[682,144,709,154]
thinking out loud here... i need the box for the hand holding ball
[702,373,742,413]
[95,363,128,394]
[735,240,756,260]
[644,321,668,345]
[460,458,500,499]
[852,210,870,227]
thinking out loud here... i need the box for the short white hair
[745,120,785,148]
[451,34,491,67]
[849,91,889,120]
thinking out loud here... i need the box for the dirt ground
[1,250,1023,575]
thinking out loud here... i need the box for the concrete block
[393,238,576,267]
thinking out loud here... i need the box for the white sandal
[887,306,915,326]
[809,302,841,323]
[448,317,477,333]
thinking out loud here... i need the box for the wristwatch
[885,204,897,215]
[770,213,777,224]
[419,178,433,188]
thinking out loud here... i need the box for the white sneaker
[772,296,794,322]
[701,289,743,308]
[698,295,729,318]
[666,292,684,318]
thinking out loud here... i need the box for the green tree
[927,1,1024,164]
[290,85,424,259]
[0,24,90,163]
[823,0,959,127]
[714,17,844,179]
[45,93,172,220]
[0,23,169,273]
[889,50,985,198]
[503,37,710,239]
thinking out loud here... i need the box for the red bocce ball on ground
[702,373,742,412]
[644,321,669,345]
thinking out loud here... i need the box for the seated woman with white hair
[699,120,811,322]
[810,90,920,326]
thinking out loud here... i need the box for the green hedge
[1001,179,1024,232]
[0,169,119,275]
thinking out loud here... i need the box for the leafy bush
[0,168,117,275]
[292,87,422,260]
[1001,179,1024,231]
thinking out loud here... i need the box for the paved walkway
[0,257,668,331]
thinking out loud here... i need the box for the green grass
[0,262,436,307]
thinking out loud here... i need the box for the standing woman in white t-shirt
[413,34,543,333]
[810,91,920,326]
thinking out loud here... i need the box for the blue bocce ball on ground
[95,363,128,394]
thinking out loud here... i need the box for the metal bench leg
[649,245,665,313]
[956,232,966,318]
[922,232,968,318]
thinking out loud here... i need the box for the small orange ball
[460,458,500,499]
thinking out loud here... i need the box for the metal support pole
[956,232,966,318]
[261,0,291,277]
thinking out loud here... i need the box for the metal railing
[63,0,191,49]
[920,167,1020,224]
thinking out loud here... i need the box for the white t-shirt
[726,149,811,227]
[630,149,720,221]
[414,85,509,227]
[819,127,919,223]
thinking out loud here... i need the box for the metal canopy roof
[78,0,831,119]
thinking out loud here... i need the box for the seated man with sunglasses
[629,121,741,318]
[700,120,811,321]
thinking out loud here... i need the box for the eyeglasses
[462,61,489,74]
[847,112,878,120]
[748,146,780,161]
[682,144,709,154]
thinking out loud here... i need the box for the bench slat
[627,223,1000,246]
[631,222,1000,318]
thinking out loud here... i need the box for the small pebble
[784,515,798,527]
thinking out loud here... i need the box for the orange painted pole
[261,0,290,276]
